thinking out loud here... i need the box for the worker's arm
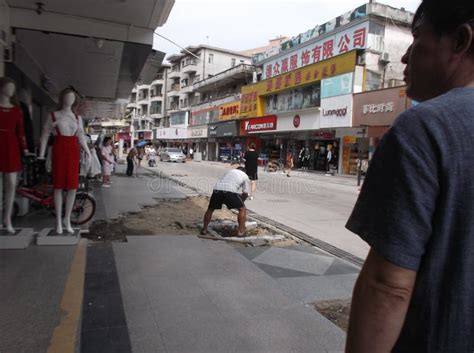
[345,248,416,353]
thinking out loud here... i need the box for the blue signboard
[321,72,353,99]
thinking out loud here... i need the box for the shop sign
[219,101,241,121]
[293,115,301,128]
[116,132,131,140]
[321,72,353,98]
[276,111,320,132]
[190,106,219,126]
[241,115,277,134]
[208,121,238,138]
[240,51,356,118]
[320,94,353,128]
[313,131,335,139]
[265,83,321,114]
[155,127,186,140]
[186,126,208,139]
[353,86,410,127]
[262,22,369,79]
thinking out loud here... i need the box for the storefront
[350,86,411,174]
[208,120,240,162]
[187,125,208,159]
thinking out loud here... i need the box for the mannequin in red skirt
[0,77,30,233]
[39,88,91,234]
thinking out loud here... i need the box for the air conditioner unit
[379,52,390,63]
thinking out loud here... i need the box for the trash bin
[193,152,202,162]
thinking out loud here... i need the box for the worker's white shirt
[214,169,250,194]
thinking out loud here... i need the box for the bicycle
[15,157,96,225]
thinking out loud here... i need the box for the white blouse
[40,110,88,155]
[40,111,89,156]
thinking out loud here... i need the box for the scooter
[148,155,156,167]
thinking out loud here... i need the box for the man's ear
[452,23,474,56]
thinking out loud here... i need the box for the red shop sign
[242,115,277,133]
[293,115,301,128]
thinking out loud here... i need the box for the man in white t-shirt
[201,166,250,237]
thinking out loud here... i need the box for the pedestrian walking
[100,137,114,187]
[244,143,258,200]
[345,1,474,352]
[201,166,250,237]
[126,147,138,176]
[286,150,294,177]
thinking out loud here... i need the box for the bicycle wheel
[70,192,96,225]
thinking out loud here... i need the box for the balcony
[150,93,164,101]
[183,61,199,74]
[168,70,181,79]
[168,83,180,97]
[168,103,180,113]
[181,85,193,94]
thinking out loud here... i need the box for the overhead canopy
[5,0,174,118]
[7,0,175,45]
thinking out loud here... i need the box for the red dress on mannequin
[51,112,80,190]
[0,105,27,172]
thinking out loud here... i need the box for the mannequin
[39,88,91,234]
[0,77,30,233]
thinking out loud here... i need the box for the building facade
[154,45,252,148]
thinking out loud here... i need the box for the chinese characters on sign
[240,91,259,116]
[362,102,395,114]
[219,101,241,121]
[263,22,368,79]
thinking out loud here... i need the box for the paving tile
[82,292,128,332]
[323,259,360,276]
[276,274,358,303]
[255,262,321,278]
[252,247,335,275]
[81,326,132,353]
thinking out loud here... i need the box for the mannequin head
[0,77,19,105]
[57,88,80,112]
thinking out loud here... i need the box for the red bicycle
[16,158,96,225]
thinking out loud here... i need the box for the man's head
[402,0,474,101]
[236,166,247,173]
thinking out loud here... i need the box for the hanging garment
[0,105,27,172]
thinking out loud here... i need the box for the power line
[153,31,201,61]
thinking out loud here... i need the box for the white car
[160,148,186,163]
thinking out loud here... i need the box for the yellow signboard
[240,51,357,118]
[219,101,241,121]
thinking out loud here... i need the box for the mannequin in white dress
[0,77,30,234]
[39,89,90,234]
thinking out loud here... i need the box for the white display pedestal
[0,228,35,249]
[37,228,81,246]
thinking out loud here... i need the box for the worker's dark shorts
[247,172,258,181]
[209,190,245,210]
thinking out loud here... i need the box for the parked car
[160,148,186,163]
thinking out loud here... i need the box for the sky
[153,0,421,61]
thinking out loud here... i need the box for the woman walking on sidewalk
[100,137,114,187]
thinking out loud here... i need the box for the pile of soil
[313,299,351,331]
[85,196,278,242]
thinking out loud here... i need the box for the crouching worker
[201,166,250,237]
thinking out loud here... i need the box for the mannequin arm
[77,116,91,157]
[39,114,53,158]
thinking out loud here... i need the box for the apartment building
[127,65,169,143]
[156,45,251,146]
